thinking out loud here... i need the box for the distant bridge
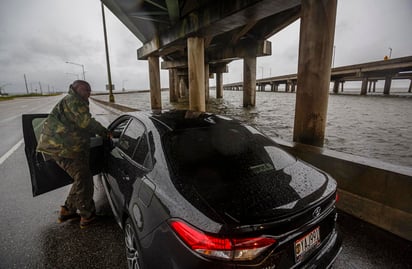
[223,55,412,94]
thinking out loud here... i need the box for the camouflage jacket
[37,88,108,159]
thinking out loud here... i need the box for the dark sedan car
[23,110,342,269]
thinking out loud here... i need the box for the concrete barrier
[91,97,139,112]
[274,139,412,241]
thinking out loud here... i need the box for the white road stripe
[0,114,20,124]
[0,139,24,165]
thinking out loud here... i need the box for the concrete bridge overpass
[223,55,412,94]
[102,0,301,108]
[102,0,337,147]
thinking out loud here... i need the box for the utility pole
[39,81,43,95]
[24,74,29,94]
[388,47,392,59]
[101,2,115,103]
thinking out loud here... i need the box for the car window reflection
[119,119,145,158]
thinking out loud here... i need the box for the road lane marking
[0,139,24,165]
[0,114,20,124]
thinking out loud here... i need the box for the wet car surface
[100,110,342,268]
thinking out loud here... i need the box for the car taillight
[169,220,276,261]
[335,191,339,202]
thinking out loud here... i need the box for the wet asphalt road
[0,95,411,269]
[0,96,125,268]
[0,146,126,269]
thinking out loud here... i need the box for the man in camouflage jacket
[37,80,109,228]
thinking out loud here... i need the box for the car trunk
[190,160,332,224]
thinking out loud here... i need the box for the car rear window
[163,123,296,192]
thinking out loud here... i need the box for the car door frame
[22,114,104,197]
[102,115,156,226]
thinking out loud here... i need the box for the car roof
[129,110,240,132]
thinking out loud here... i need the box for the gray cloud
[1,0,411,93]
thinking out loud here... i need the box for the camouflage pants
[55,156,95,218]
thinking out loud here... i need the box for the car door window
[118,119,145,158]
[112,119,129,139]
[22,114,74,197]
[117,118,152,169]
[133,133,150,167]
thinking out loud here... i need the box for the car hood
[190,160,335,224]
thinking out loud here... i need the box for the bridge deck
[223,56,412,88]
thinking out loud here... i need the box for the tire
[124,217,144,269]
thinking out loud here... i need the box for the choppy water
[94,91,412,167]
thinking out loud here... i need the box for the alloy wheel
[125,221,141,269]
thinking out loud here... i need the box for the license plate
[294,226,321,262]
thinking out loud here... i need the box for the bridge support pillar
[243,55,256,107]
[293,0,337,147]
[361,77,368,95]
[188,37,206,112]
[216,72,223,98]
[333,80,339,94]
[372,80,377,92]
[383,76,392,95]
[409,79,412,93]
[291,81,296,92]
[148,55,162,110]
[174,70,180,98]
[179,75,188,99]
[205,63,209,102]
[178,76,183,98]
[169,69,178,102]
[285,82,290,92]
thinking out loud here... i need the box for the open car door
[22,114,104,197]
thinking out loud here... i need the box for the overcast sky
[1,0,411,94]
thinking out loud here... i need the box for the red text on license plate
[294,226,321,262]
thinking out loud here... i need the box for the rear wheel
[124,217,143,269]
